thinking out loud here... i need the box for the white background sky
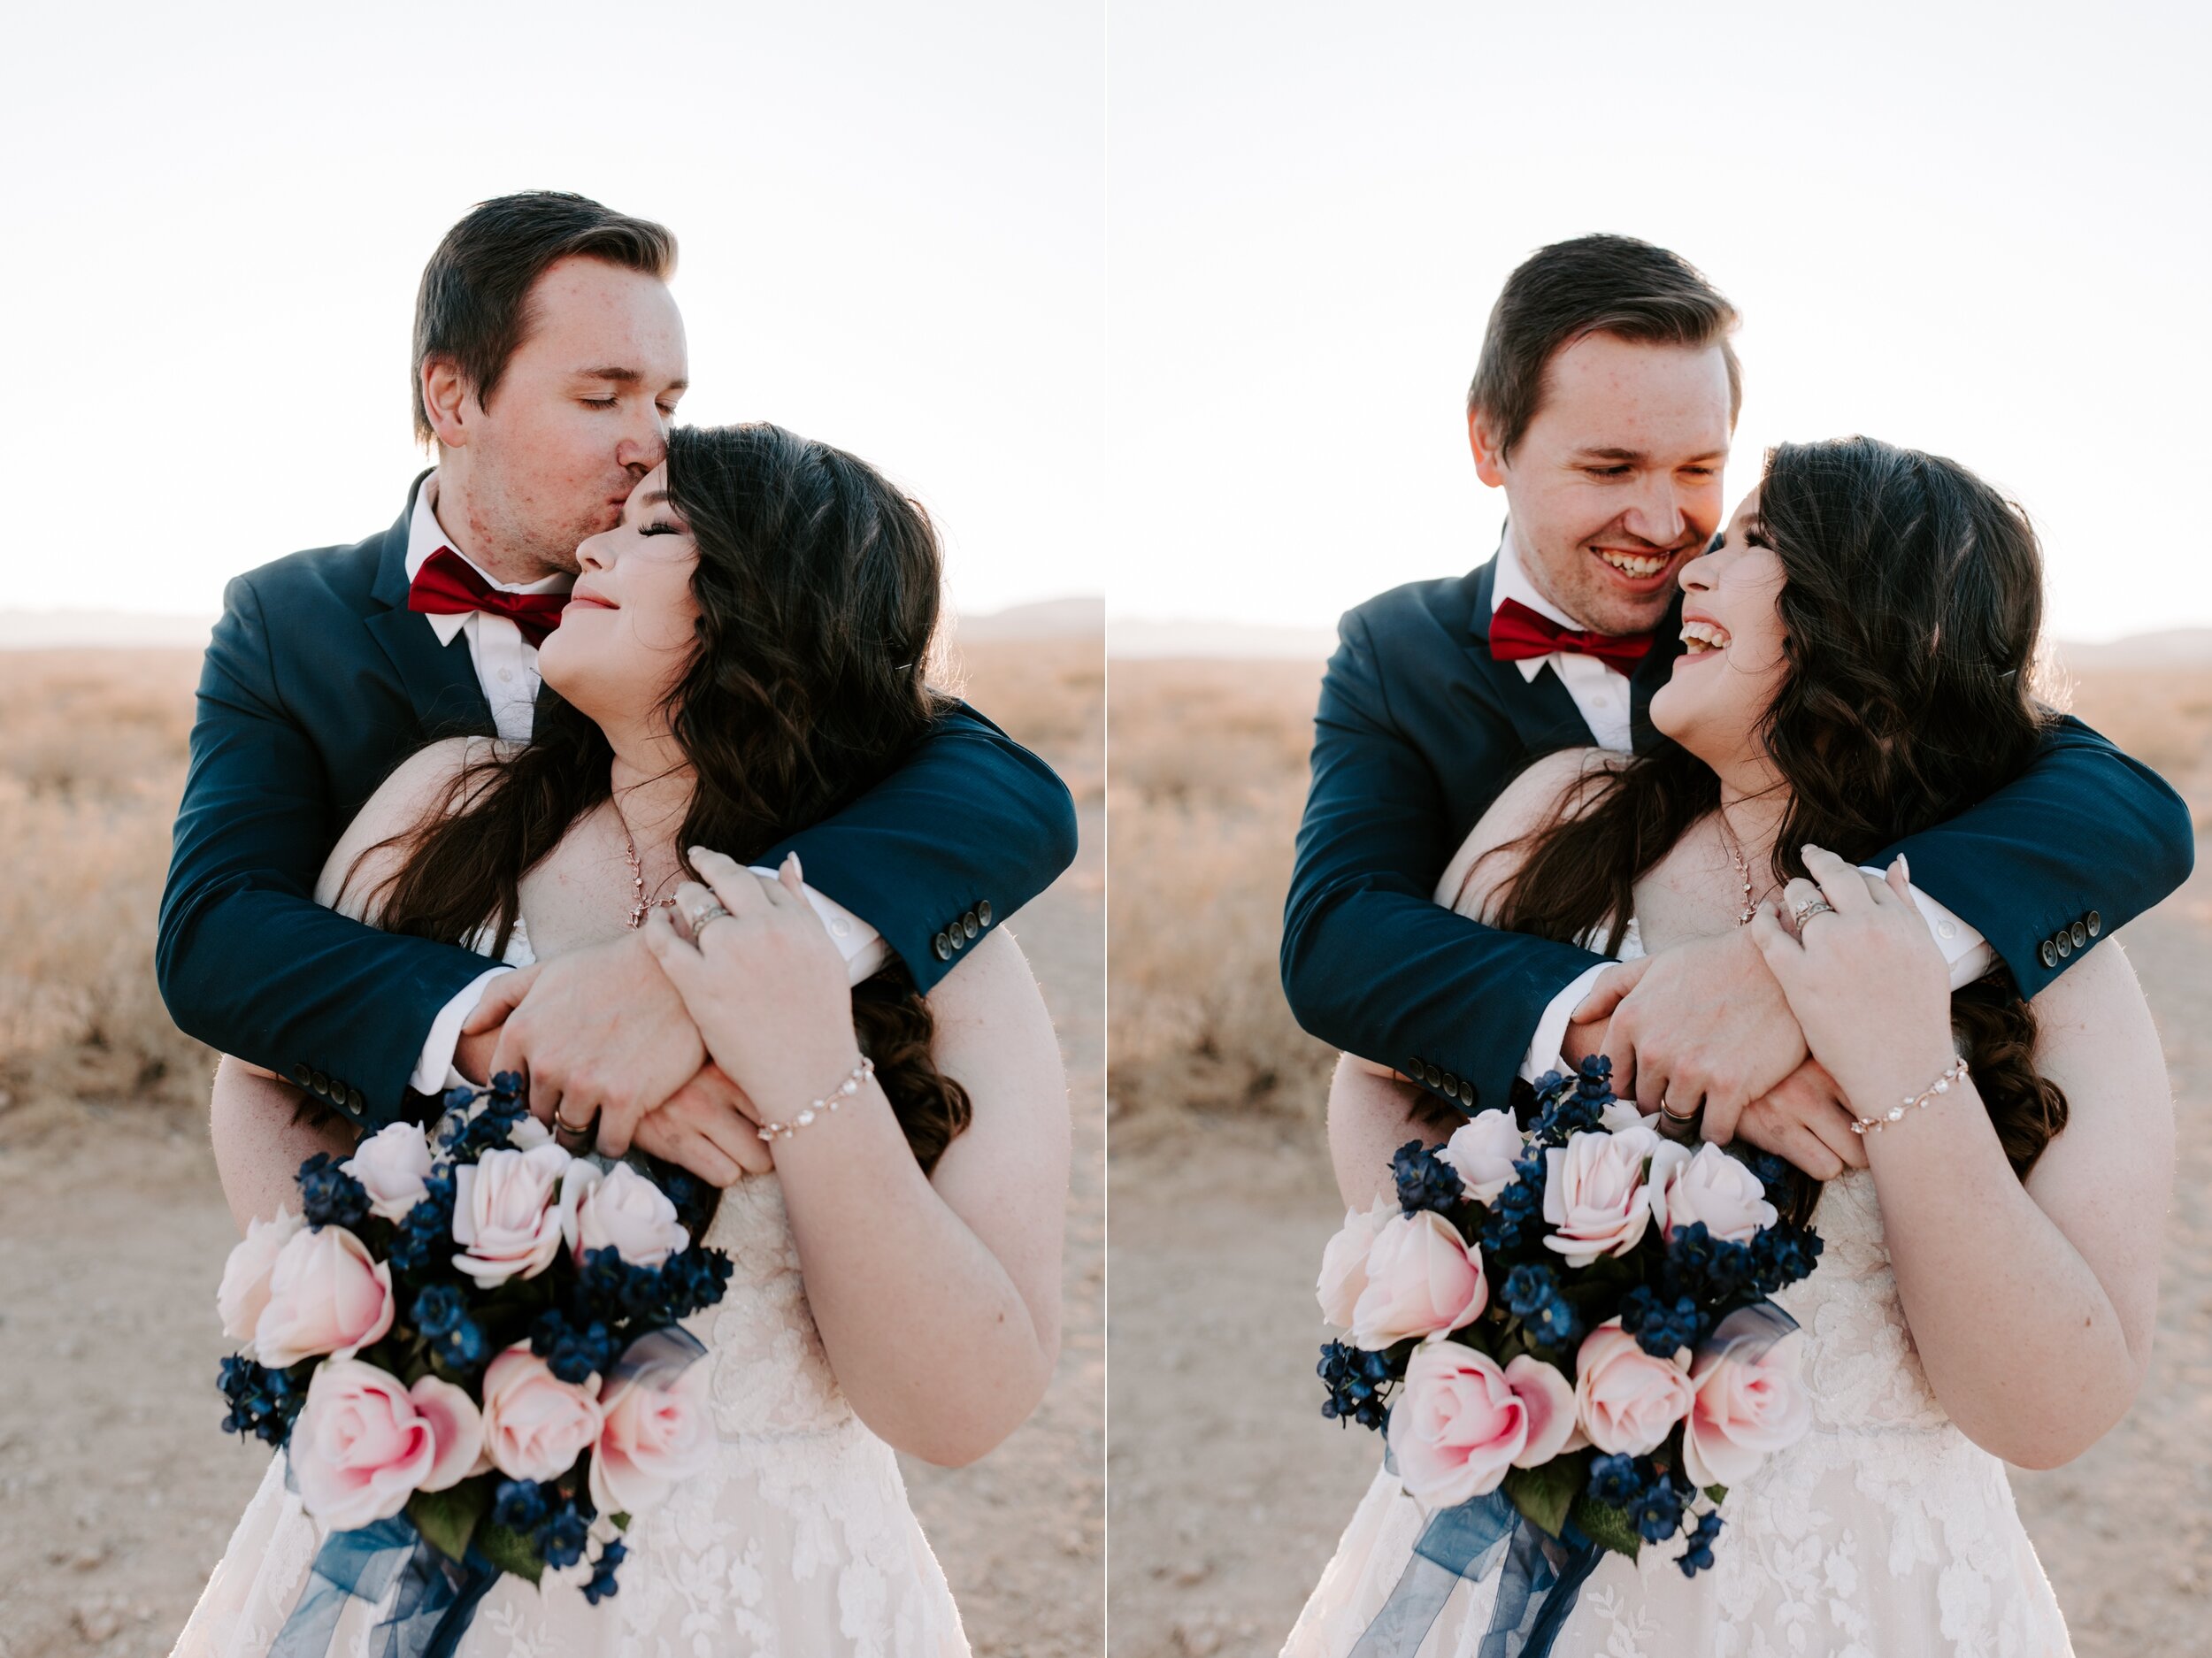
[1106,1,2211,643]
[2,3,1103,622]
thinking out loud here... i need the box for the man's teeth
[1680,620,1731,654]
[1598,549,1670,579]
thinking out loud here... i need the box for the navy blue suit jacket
[1281,553,2194,1118]
[157,475,1079,1128]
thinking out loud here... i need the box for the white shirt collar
[1491,521,1589,682]
[404,472,572,646]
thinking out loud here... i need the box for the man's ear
[421,357,472,450]
[1467,407,1507,489]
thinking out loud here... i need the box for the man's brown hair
[411,190,678,445]
[1467,234,1740,461]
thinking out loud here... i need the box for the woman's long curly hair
[1486,436,2069,1225]
[360,422,972,1206]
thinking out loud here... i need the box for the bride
[173,422,1070,1655]
[1286,436,2172,1656]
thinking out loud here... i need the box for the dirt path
[1107,848,2212,1658]
[0,802,1103,1658]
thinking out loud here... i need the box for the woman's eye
[638,519,683,538]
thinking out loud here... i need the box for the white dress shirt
[403,474,887,1094]
[1488,526,1999,1080]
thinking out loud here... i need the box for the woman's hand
[641,848,864,1132]
[631,1063,777,1186]
[1748,845,1955,1115]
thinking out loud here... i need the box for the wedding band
[1792,898,1835,927]
[1655,1107,1700,1141]
[687,902,732,936]
[1659,1094,1700,1123]
[554,1104,597,1140]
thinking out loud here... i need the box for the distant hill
[0,596,1106,652]
[1109,617,1339,660]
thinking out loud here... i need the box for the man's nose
[615,410,669,476]
[1621,477,1686,548]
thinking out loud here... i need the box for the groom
[158,190,1077,1161]
[1282,233,2193,1174]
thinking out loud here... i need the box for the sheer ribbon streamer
[1348,1300,1800,1656]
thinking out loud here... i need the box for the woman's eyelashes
[638,520,684,539]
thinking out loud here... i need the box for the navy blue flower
[386,1167,458,1278]
[218,1355,307,1447]
[1527,1058,1615,1147]
[581,1537,627,1604]
[1391,1140,1465,1216]
[492,1478,550,1531]
[296,1153,371,1231]
[1738,1148,1793,1207]
[412,1284,466,1339]
[442,1085,480,1117]
[1500,1263,1580,1347]
[1676,1509,1724,1577]
[1632,1478,1685,1543]
[1317,1339,1397,1432]
[1748,1224,1824,1294]
[535,1500,592,1569]
[1662,1221,1755,1304]
[1585,1452,1640,1507]
[1618,1286,1704,1357]
[531,1310,620,1386]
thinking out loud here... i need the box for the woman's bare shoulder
[314,736,517,915]
[1434,746,1626,917]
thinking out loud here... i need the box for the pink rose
[1541,1128,1683,1267]
[218,1208,305,1347]
[342,1122,436,1222]
[1439,1110,1527,1205]
[1654,1143,1778,1244]
[479,1344,604,1482]
[1389,1344,1579,1508]
[1317,1197,1395,1329]
[1573,1318,1694,1455]
[451,1145,572,1288]
[559,1162,690,1269]
[588,1357,712,1518]
[1349,1211,1487,1350]
[1682,1341,1813,1487]
[288,1361,435,1530]
[253,1225,396,1370]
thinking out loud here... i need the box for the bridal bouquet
[1314,1058,1821,1642]
[212,1073,733,1648]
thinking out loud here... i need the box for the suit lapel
[1463,555,1601,754]
[365,472,495,742]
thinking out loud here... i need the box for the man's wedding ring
[554,1104,597,1141]
[687,902,732,937]
[1656,1094,1701,1139]
[1792,897,1836,928]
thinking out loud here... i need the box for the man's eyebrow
[1569,446,1727,464]
[572,366,692,393]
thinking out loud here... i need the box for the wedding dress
[172,920,969,1658]
[1282,920,2074,1658]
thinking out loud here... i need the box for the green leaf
[1703,1485,1727,1506]
[1502,1452,1586,1540]
[611,1512,632,1531]
[407,1481,492,1563]
[1568,1493,1642,1561]
[475,1520,544,1585]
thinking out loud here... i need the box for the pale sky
[2,2,1103,621]
[1105,1,2212,643]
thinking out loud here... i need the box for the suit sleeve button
[311,1071,331,1096]
[2070,921,2087,948]
[1460,1080,1477,1107]
[291,1063,312,1087]
[962,911,980,939]
[2038,939,2057,967]
[2055,932,2072,959]
[978,900,994,926]
[933,933,952,961]
[347,1087,366,1113]
[1442,1071,1461,1097]
[2086,910,2101,937]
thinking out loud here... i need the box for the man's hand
[466,933,705,1156]
[1577,929,1807,1146]
[631,1063,777,1187]
[1730,1057,1867,1181]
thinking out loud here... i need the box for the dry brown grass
[1105,659,1340,1135]
[0,633,1103,1125]
[1103,652,2212,1141]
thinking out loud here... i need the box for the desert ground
[0,631,1104,1658]
[1107,656,2212,1658]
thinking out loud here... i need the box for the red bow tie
[408,548,569,649]
[1488,597,1654,675]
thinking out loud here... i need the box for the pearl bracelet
[755,1055,876,1143]
[1849,1055,1969,1137]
